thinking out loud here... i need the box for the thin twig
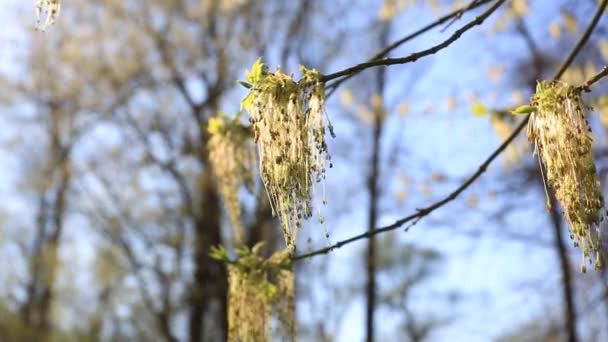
[580,66,608,92]
[325,0,494,96]
[293,0,608,262]
[553,0,608,81]
[440,0,483,33]
[321,0,506,83]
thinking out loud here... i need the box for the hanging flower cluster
[207,113,256,244]
[240,59,333,251]
[527,80,605,272]
[210,244,294,341]
[36,0,61,30]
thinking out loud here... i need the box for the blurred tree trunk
[20,105,71,341]
[188,81,228,340]
[365,22,390,342]
[189,171,227,341]
[547,192,578,342]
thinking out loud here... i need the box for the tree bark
[189,151,228,342]
[21,106,71,341]
[365,22,390,342]
[37,160,69,340]
[188,89,228,340]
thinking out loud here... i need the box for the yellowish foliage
[207,114,256,244]
[599,40,608,62]
[340,89,355,107]
[511,89,525,105]
[600,107,608,130]
[489,113,524,167]
[420,180,432,199]
[486,64,504,83]
[492,16,508,33]
[202,0,249,14]
[370,93,383,110]
[562,11,577,34]
[549,22,562,39]
[584,62,598,80]
[358,104,375,124]
[395,173,411,206]
[396,189,408,206]
[343,92,386,123]
[378,0,415,21]
[379,0,399,21]
[370,93,387,121]
[398,100,410,117]
[511,0,529,17]
[597,96,608,129]
[561,66,585,86]
[95,246,124,289]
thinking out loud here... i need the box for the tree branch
[321,0,506,83]
[293,0,608,261]
[325,0,494,96]
[553,0,608,81]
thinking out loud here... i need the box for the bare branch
[552,0,608,81]
[325,0,494,95]
[321,0,506,83]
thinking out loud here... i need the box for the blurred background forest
[2,0,608,341]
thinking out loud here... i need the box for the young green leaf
[510,104,537,115]
[245,57,266,84]
[238,80,252,89]
[209,245,229,261]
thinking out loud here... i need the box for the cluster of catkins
[225,244,294,341]
[36,0,61,30]
[527,81,605,271]
[242,60,331,250]
[207,114,256,244]
[227,264,273,341]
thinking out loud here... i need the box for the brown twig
[440,0,483,33]
[321,0,506,83]
[553,0,608,81]
[293,0,608,262]
[325,0,494,96]
[580,66,608,92]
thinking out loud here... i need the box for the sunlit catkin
[242,60,332,251]
[207,114,255,244]
[228,265,272,342]
[36,0,61,30]
[221,244,294,342]
[527,81,605,271]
